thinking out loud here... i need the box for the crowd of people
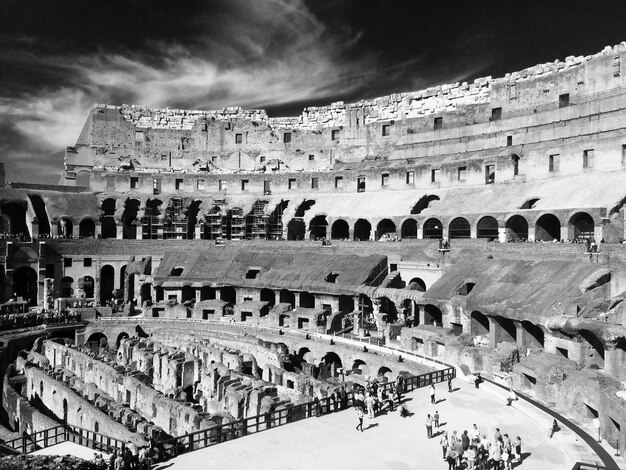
[439,425,523,470]
[0,309,81,331]
[93,442,154,470]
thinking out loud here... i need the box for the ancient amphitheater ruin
[1,43,626,469]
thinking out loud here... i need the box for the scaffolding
[163,198,188,240]
[246,199,269,240]
[225,207,245,240]
[269,200,287,240]
[204,200,225,240]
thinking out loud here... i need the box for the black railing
[0,424,126,455]
[571,464,609,470]
[155,366,455,460]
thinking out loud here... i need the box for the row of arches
[287,211,596,241]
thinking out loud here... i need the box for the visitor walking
[430,384,436,404]
[356,406,364,432]
[513,435,522,462]
[548,419,559,438]
[448,376,453,393]
[461,430,470,451]
[426,414,433,438]
[434,410,440,428]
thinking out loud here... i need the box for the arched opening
[376,219,396,240]
[79,219,95,238]
[338,295,354,313]
[331,219,349,240]
[424,304,442,326]
[299,291,315,308]
[580,329,605,367]
[57,217,73,238]
[294,200,315,217]
[535,214,561,241]
[287,219,306,240]
[411,195,440,215]
[408,278,426,291]
[401,219,418,239]
[0,202,30,239]
[505,215,528,242]
[80,276,95,298]
[182,286,195,303]
[200,286,216,300]
[511,154,520,177]
[60,276,74,298]
[378,297,398,323]
[121,198,140,239]
[377,366,393,382]
[268,200,289,240]
[353,219,371,241]
[100,265,115,302]
[521,321,544,349]
[279,289,295,308]
[494,316,517,343]
[86,333,108,351]
[221,287,236,304]
[320,352,342,378]
[28,195,51,236]
[13,267,38,305]
[569,212,595,241]
[116,332,129,348]
[448,217,470,239]
[351,359,367,375]
[100,198,117,239]
[455,282,476,296]
[477,216,499,239]
[140,283,152,305]
[471,311,490,337]
[260,288,275,307]
[423,218,443,239]
[309,215,328,240]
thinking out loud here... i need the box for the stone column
[136,223,143,240]
[515,321,524,348]
[72,222,80,239]
[559,225,568,242]
[528,225,536,242]
[470,225,477,239]
[498,227,507,243]
[194,224,202,240]
[116,225,124,239]
[94,260,102,306]
[94,222,102,239]
[417,227,424,239]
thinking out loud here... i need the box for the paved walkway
[31,441,111,461]
[154,379,594,470]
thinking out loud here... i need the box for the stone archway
[13,266,38,305]
[331,219,349,240]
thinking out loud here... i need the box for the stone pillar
[116,225,124,239]
[559,225,567,242]
[470,225,477,239]
[418,306,426,326]
[194,224,202,240]
[515,321,524,348]
[72,222,79,239]
[94,260,102,306]
[528,225,536,242]
[487,316,498,349]
[136,223,143,240]
[295,292,301,308]
[94,222,102,239]
[498,227,507,243]
[348,228,354,240]
[417,227,424,239]
[603,346,619,376]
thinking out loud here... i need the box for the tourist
[448,376,453,393]
[339,385,348,409]
[461,430,470,452]
[440,431,449,460]
[470,424,480,444]
[399,402,410,417]
[513,435,522,462]
[506,389,517,406]
[494,427,502,443]
[434,410,440,428]
[426,413,433,438]
[114,451,124,470]
[356,406,364,432]
[476,443,488,470]
[365,392,375,419]
[445,445,458,470]
[489,439,502,470]
[465,445,476,470]
[430,383,436,404]
[549,419,559,438]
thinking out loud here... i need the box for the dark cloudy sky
[1,0,626,184]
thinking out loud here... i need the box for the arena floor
[153,379,601,470]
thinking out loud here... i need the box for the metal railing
[155,366,455,461]
[0,423,126,455]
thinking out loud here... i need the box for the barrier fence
[155,366,456,460]
[0,423,126,456]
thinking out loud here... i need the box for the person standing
[549,419,558,438]
[365,392,375,419]
[448,376,453,393]
[461,430,470,452]
[339,385,348,410]
[356,406,364,432]
[513,436,522,462]
[434,410,440,428]
[430,384,436,404]
[426,414,433,439]
[440,431,449,461]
